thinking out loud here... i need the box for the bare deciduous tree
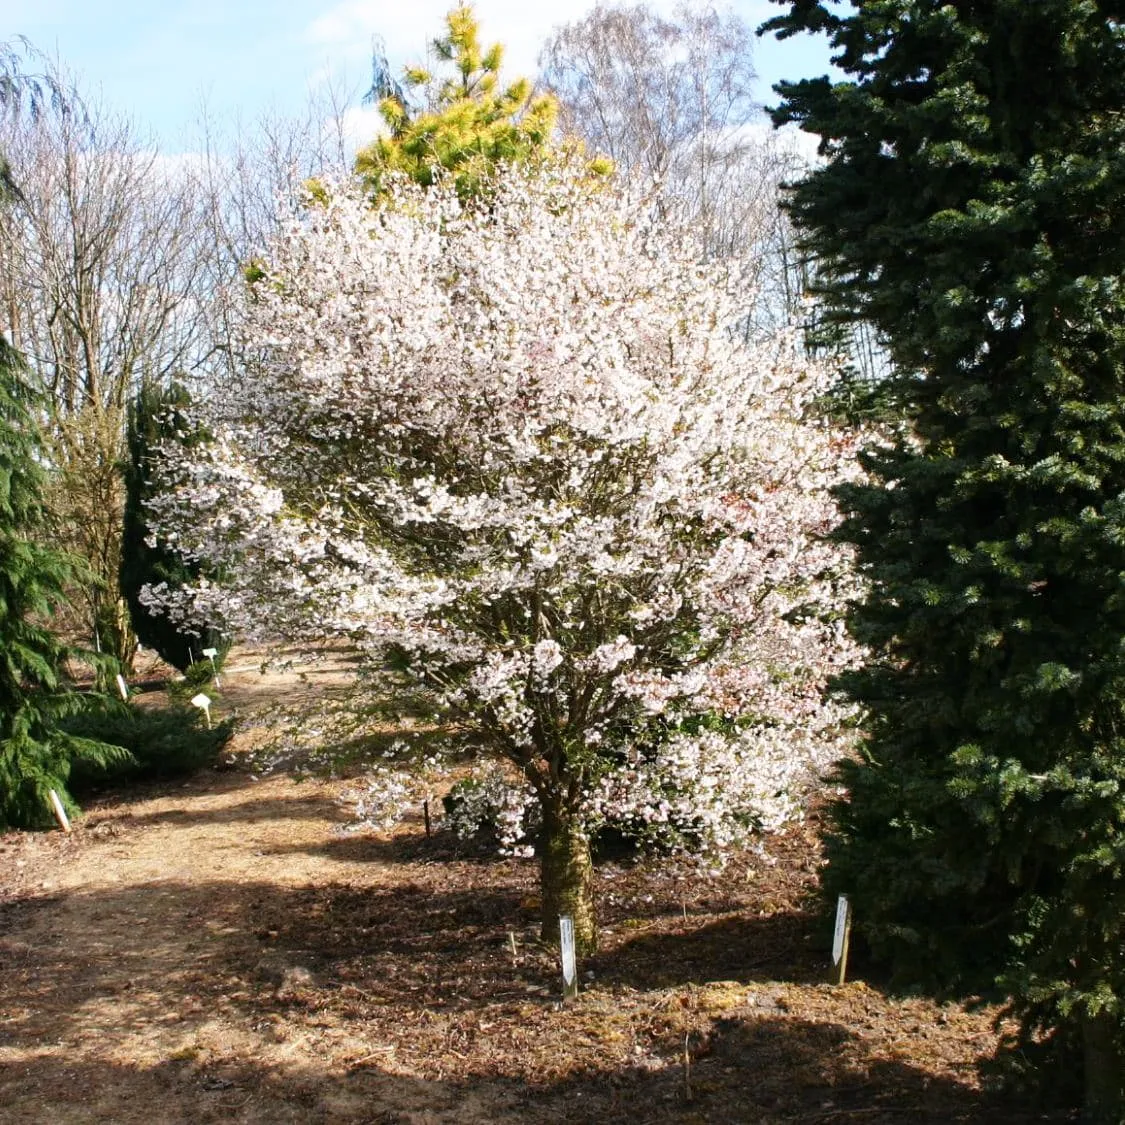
[540,4,808,331]
[0,70,214,666]
[185,83,362,394]
[0,42,368,669]
[540,2,883,356]
[539,3,759,236]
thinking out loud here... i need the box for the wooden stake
[423,799,432,838]
[683,1032,693,1101]
[508,930,518,964]
[48,789,71,834]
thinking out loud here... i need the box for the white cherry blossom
[148,160,862,904]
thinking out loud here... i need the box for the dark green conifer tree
[764,2,1125,1116]
[0,43,127,828]
[120,381,226,672]
[0,336,128,827]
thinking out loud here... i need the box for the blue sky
[5,1,838,151]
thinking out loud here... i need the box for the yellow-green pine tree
[357,6,601,200]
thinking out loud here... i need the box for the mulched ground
[0,648,1079,1124]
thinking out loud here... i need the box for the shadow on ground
[82,784,347,832]
[0,1008,1064,1124]
[0,865,1072,1125]
[595,911,825,989]
[262,824,515,867]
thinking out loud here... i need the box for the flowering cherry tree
[148,161,858,952]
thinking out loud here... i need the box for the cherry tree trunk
[539,796,597,955]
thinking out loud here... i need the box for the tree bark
[539,795,597,955]
[1082,1009,1124,1124]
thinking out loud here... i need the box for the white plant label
[201,648,221,689]
[48,789,71,833]
[559,915,577,994]
[832,895,850,966]
[190,692,212,728]
[115,673,129,701]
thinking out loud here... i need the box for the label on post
[48,789,71,833]
[559,915,578,998]
[190,692,212,728]
[201,649,221,689]
[832,895,850,966]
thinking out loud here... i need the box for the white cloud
[334,103,387,153]
[146,149,212,182]
[734,120,824,167]
[305,1,382,49]
[302,0,685,89]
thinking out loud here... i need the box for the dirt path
[0,648,537,1124]
[2,780,555,1123]
[0,649,1071,1124]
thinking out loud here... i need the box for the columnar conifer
[120,381,226,671]
[0,337,127,827]
[765,1,1125,1115]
